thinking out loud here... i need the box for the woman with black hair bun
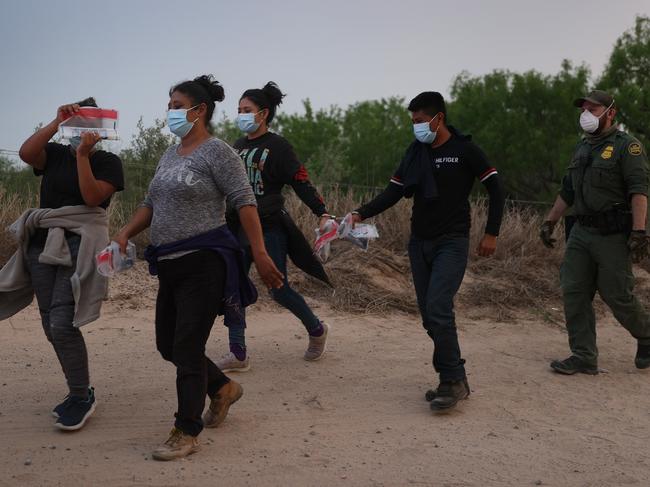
[115,75,283,461]
[219,81,333,372]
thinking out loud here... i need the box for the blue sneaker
[55,388,97,431]
[52,394,71,418]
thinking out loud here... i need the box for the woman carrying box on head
[0,97,124,431]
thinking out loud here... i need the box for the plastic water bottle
[96,240,136,277]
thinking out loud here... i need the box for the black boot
[429,378,470,411]
[635,343,650,369]
[550,356,598,375]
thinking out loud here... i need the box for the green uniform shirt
[560,130,649,214]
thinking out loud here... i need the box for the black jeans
[156,250,230,436]
[27,234,89,398]
[408,235,469,382]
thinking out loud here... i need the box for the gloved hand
[540,220,557,248]
[628,230,649,263]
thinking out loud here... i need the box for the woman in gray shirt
[115,75,282,461]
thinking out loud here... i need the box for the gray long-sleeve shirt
[143,138,256,254]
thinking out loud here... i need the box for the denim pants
[27,234,90,398]
[408,235,469,382]
[156,250,231,437]
[228,227,320,345]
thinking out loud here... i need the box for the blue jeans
[408,235,469,382]
[228,227,321,345]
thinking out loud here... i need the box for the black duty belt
[576,209,631,235]
[576,214,604,228]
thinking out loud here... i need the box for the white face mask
[579,101,614,134]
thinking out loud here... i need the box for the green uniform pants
[560,223,650,366]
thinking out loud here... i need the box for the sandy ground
[1,264,650,487]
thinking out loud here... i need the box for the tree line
[1,16,648,205]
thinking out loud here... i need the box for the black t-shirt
[36,142,124,209]
[232,132,326,216]
[358,134,503,239]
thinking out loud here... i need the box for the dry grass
[285,190,568,321]
[464,201,564,322]
[0,188,38,264]
[1,186,630,324]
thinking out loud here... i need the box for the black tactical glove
[540,220,556,249]
[628,230,649,263]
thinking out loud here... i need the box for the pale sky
[0,0,648,160]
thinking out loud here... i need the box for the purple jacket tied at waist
[144,225,258,328]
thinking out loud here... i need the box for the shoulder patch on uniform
[601,145,614,159]
[629,142,642,156]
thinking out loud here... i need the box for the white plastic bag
[338,213,379,251]
[313,218,339,263]
[96,241,135,277]
[58,107,119,140]
[313,214,379,262]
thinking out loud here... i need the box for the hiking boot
[202,380,243,428]
[635,343,650,369]
[429,378,470,411]
[304,322,329,361]
[216,352,251,373]
[151,427,200,461]
[550,356,598,375]
[54,388,97,431]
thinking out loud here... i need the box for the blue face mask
[167,105,199,138]
[236,112,261,134]
[413,114,440,144]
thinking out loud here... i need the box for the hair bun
[193,74,225,102]
[261,82,285,106]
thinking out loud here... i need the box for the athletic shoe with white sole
[54,387,96,431]
[216,352,251,373]
[52,387,96,418]
[304,322,329,361]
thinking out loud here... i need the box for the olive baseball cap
[573,90,614,108]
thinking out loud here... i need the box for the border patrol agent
[540,90,650,375]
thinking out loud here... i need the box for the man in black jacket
[352,92,505,412]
